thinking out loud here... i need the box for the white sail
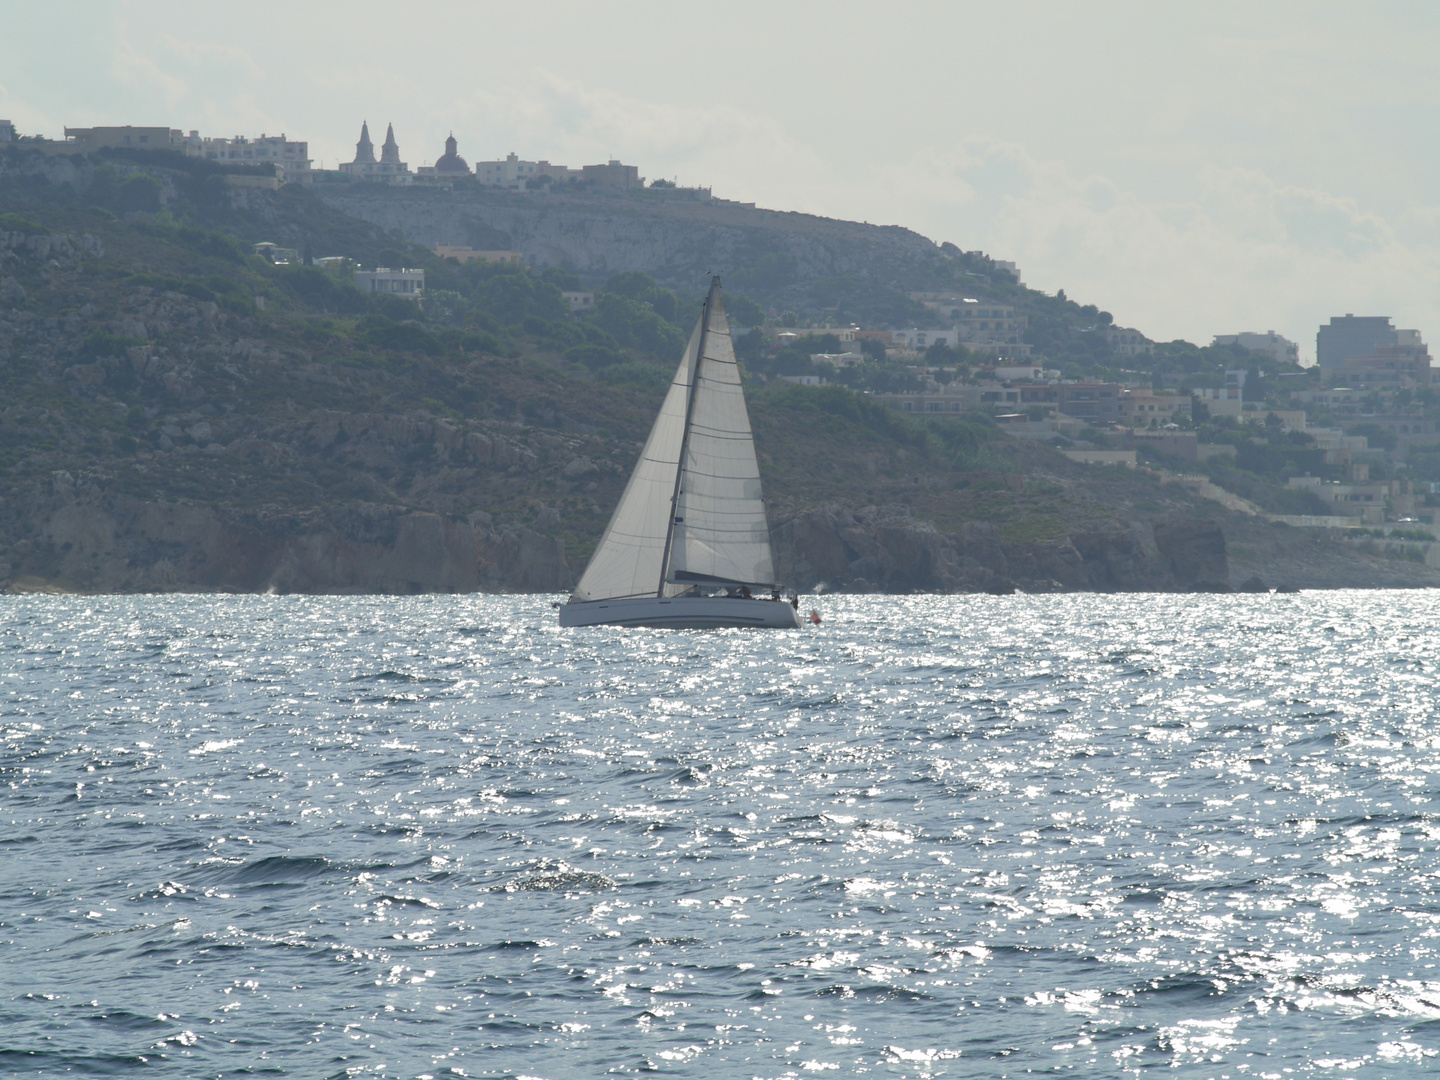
[665,292,777,591]
[571,319,701,601]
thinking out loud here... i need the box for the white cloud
[855,138,1440,361]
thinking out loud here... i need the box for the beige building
[475,153,582,189]
[1121,391,1190,426]
[911,294,1028,345]
[63,125,180,152]
[432,246,523,266]
[582,160,642,189]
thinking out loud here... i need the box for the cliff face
[312,186,944,296]
[14,482,567,595]
[770,505,1226,594]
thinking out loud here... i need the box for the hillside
[1,145,1435,595]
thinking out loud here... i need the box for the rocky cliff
[771,504,1227,594]
[17,481,566,594]
[312,185,947,302]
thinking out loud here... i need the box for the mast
[657,276,719,596]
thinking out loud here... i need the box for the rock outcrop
[12,493,569,595]
[1153,518,1230,591]
[771,506,1227,593]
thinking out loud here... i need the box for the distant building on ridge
[1317,314,1432,388]
[417,133,471,178]
[339,121,410,183]
[175,131,310,180]
[1317,315,1397,369]
[1213,331,1301,367]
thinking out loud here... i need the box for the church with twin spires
[339,121,411,183]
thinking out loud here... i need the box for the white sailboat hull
[559,596,803,630]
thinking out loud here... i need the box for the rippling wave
[3,592,1439,1077]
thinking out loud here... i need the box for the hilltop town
[1,116,1438,593]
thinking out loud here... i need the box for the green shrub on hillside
[77,331,143,360]
[591,292,686,359]
[600,361,670,391]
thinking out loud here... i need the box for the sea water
[2,592,1439,1079]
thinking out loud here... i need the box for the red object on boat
[809,610,822,625]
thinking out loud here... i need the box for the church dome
[432,132,470,175]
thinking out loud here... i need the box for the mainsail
[570,280,777,602]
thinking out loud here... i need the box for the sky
[4,1,1438,361]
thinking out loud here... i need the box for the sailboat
[559,277,802,629]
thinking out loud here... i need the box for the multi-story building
[474,152,582,189]
[1333,341,1433,388]
[175,131,310,178]
[581,160,642,189]
[1317,315,1400,369]
[911,295,1028,343]
[1120,391,1190,426]
[1286,475,1392,524]
[1055,382,1122,422]
[1105,325,1154,357]
[473,154,642,190]
[872,384,982,414]
[890,327,964,350]
[1213,330,1301,366]
[339,122,410,184]
[0,120,14,143]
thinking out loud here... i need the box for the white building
[177,131,310,178]
[992,364,1045,381]
[1213,331,1302,367]
[562,291,595,312]
[475,152,581,189]
[354,268,424,300]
